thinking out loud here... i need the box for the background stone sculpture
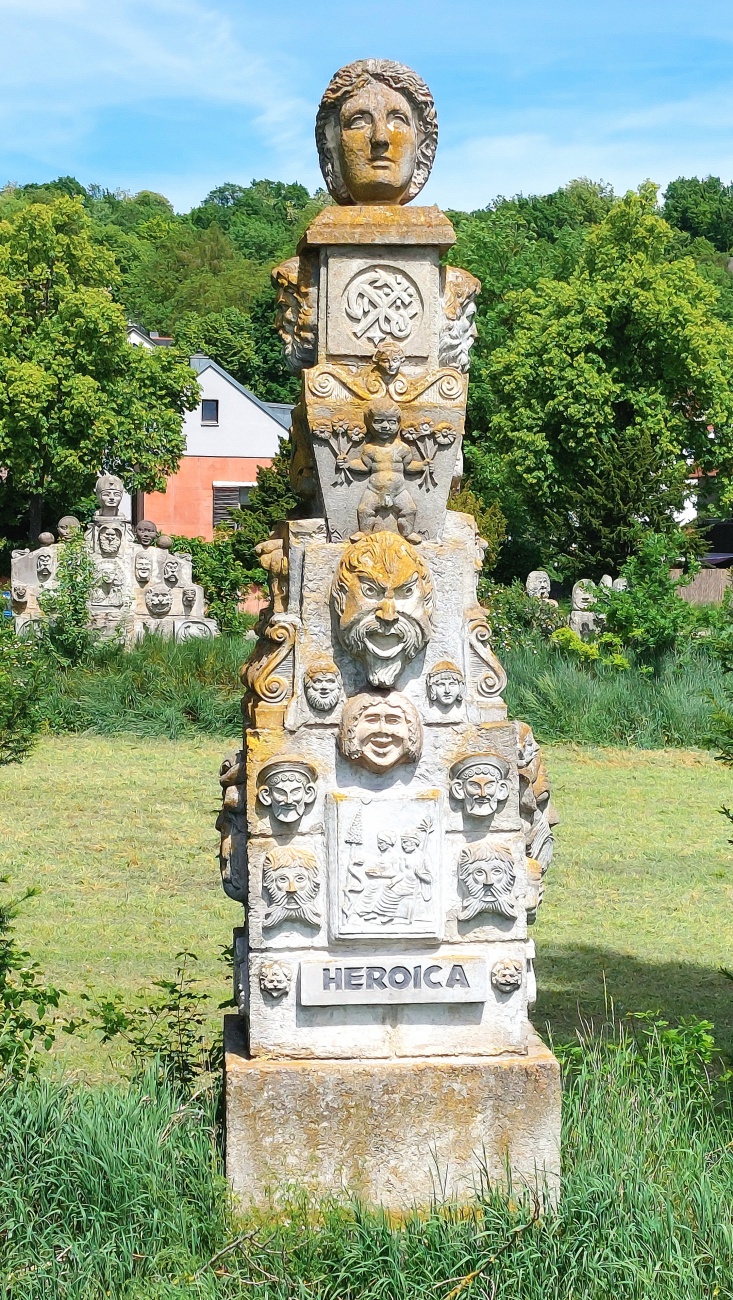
[569,579,600,637]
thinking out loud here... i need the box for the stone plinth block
[224,1016,561,1211]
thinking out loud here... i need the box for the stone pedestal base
[224,1016,561,1211]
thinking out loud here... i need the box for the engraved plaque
[299,952,487,1005]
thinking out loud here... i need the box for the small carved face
[517,724,539,771]
[163,559,180,586]
[182,587,196,609]
[135,554,153,584]
[304,660,342,713]
[36,551,53,580]
[365,401,401,444]
[258,960,292,998]
[97,561,117,585]
[373,342,405,378]
[135,520,158,547]
[339,691,422,773]
[451,760,509,818]
[458,844,516,922]
[572,580,596,611]
[262,847,320,929]
[526,570,551,600]
[491,958,523,994]
[337,80,417,204]
[96,475,124,511]
[332,533,433,689]
[98,525,122,557]
[145,585,173,616]
[426,663,464,708]
[57,516,81,541]
[12,584,27,604]
[257,765,317,823]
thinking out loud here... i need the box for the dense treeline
[4,172,733,578]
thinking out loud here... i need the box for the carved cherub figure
[336,399,427,542]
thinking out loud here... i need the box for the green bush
[0,619,43,765]
[37,531,98,665]
[595,530,697,658]
[480,578,566,653]
[0,879,64,1078]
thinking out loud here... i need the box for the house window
[201,399,219,425]
[212,483,255,529]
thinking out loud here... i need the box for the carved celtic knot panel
[343,266,423,348]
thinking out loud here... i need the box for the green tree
[0,196,199,546]
[664,176,733,253]
[472,186,733,576]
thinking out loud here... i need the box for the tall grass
[505,642,727,747]
[41,634,250,740]
[1,1017,731,1297]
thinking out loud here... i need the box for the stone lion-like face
[98,525,122,557]
[491,958,523,993]
[339,691,422,773]
[332,533,432,688]
[262,847,321,929]
[258,960,292,997]
[458,844,516,922]
[145,585,172,616]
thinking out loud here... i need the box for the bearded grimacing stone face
[332,534,433,689]
[98,526,122,557]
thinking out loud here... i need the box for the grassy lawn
[0,736,731,1076]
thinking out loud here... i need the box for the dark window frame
[201,398,219,425]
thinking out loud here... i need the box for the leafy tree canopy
[469,185,733,577]
[0,196,198,547]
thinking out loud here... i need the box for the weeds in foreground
[0,1013,730,1298]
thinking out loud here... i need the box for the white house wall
[184,365,284,458]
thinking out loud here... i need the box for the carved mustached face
[332,533,432,688]
[36,552,53,580]
[135,554,153,583]
[98,525,122,556]
[304,661,342,713]
[450,759,509,818]
[458,844,516,922]
[262,847,320,929]
[257,763,317,823]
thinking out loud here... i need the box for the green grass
[0,1019,731,1298]
[504,642,728,747]
[0,736,731,1072]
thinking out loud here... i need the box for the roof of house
[189,353,292,431]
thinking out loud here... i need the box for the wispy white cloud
[0,0,313,165]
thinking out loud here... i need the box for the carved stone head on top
[315,59,437,205]
[95,474,124,518]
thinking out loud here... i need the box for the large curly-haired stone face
[331,533,432,688]
[338,690,422,773]
[316,59,437,205]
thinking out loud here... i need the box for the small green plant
[448,482,507,573]
[549,626,630,670]
[83,951,214,1090]
[38,530,98,665]
[0,878,63,1077]
[0,618,44,764]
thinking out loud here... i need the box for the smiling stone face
[339,690,422,773]
[145,585,172,617]
[332,533,432,688]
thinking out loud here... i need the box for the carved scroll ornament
[242,616,297,705]
[466,606,508,700]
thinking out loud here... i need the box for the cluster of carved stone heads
[525,569,628,638]
[10,474,217,643]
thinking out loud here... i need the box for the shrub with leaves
[448,481,507,574]
[0,879,63,1077]
[549,625,630,670]
[595,530,696,659]
[38,530,98,665]
[0,618,43,764]
[480,578,565,653]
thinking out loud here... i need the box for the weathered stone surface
[225,1015,561,1209]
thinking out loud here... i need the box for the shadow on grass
[535,943,733,1054]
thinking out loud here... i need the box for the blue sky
[1,0,733,212]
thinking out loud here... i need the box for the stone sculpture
[525,569,558,607]
[10,474,217,643]
[220,59,561,1212]
[569,579,600,638]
